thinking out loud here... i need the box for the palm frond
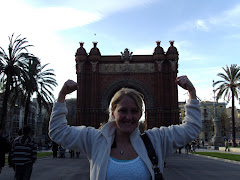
[217,73,229,82]
[215,64,240,102]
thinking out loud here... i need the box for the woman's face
[112,95,141,135]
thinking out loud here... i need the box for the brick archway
[100,78,154,125]
[75,41,179,129]
[101,78,154,110]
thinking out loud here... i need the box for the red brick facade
[75,41,179,129]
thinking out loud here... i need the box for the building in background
[66,98,77,126]
[6,100,37,141]
[225,107,240,143]
[0,96,77,143]
[179,100,240,145]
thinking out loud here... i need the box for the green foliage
[214,64,240,102]
[192,152,240,161]
[37,152,53,158]
[0,33,35,127]
[35,63,58,113]
[0,33,57,127]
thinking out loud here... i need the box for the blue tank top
[106,156,151,180]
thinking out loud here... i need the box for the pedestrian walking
[49,75,201,180]
[10,125,37,180]
[8,128,23,170]
[52,141,59,158]
[225,139,230,151]
[76,151,80,158]
[38,140,42,151]
[191,142,196,152]
[69,150,75,158]
[178,147,182,154]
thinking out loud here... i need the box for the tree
[213,64,240,147]
[0,34,37,130]
[34,63,57,120]
[22,55,40,125]
[22,62,57,125]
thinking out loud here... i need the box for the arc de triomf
[75,41,179,129]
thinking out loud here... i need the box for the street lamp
[211,80,225,147]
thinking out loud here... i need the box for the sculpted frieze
[170,60,177,72]
[77,62,85,73]
[99,63,155,73]
[90,61,98,72]
[155,60,164,72]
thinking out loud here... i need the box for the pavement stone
[0,148,239,180]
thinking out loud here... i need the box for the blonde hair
[108,88,144,122]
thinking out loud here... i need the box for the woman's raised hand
[57,80,78,103]
[176,76,196,99]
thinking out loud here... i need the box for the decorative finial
[79,42,84,47]
[156,41,161,46]
[93,42,98,47]
[121,48,133,61]
[169,41,174,46]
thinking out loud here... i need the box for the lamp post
[211,80,225,147]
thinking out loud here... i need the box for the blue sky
[1,0,240,108]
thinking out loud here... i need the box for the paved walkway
[1,152,90,180]
[0,148,240,180]
[163,148,240,180]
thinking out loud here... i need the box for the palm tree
[213,64,240,147]
[22,55,41,125]
[0,34,36,130]
[23,62,57,125]
[35,63,57,113]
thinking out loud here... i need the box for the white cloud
[38,7,102,32]
[231,34,240,39]
[70,0,158,15]
[195,20,209,31]
[225,4,240,16]
[175,4,240,33]
[1,0,158,35]
[0,0,102,57]
[174,20,209,32]
[0,1,102,34]
[172,41,202,62]
[209,4,240,27]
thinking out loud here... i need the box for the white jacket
[49,99,201,180]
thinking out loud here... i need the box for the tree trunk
[24,93,31,125]
[0,75,11,132]
[231,87,236,147]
